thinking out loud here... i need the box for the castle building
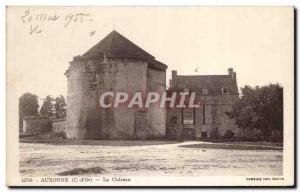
[65,30,240,140]
[166,68,241,139]
[65,30,167,139]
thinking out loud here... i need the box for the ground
[19,141,283,177]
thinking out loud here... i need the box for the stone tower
[65,30,167,139]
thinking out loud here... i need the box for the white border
[2,0,299,191]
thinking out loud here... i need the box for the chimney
[228,68,233,77]
[228,68,237,80]
[171,70,177,87]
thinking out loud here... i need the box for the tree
[40,95,55,117]
[19,93,39,117]
[54,95,67,118]
[19,93,39,128]
[226,83,283,141]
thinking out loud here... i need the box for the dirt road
[19,141,283,177]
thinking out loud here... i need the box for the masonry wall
[67,56,167,139]
[66,59,90,139]
[22,117,51,136]
[147,68,166,138]
[99,58,148,139]
[52,118,66,133]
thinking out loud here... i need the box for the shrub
[270,134,283,143]
[209,130,219,139]
[223,130,235,139]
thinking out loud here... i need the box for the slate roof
[174,75,239,95]
[82,30,167,71]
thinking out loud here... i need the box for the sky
[7,6,294,101]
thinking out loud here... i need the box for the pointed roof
[80,30,167,71]
[83,30,155,60]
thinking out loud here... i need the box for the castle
[65,30,167,139]
[65,30,240,140]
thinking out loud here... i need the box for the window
[183,111,193,125]
[88,71,98,87]
[202,88,209,95]
[222,88,229,94]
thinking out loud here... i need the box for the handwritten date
[21,10,94,35]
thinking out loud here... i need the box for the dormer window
[222,88,229,94]
[202,88,209,95]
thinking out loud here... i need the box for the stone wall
[66,58,90,139]
[52,118,66,133]
[134,110,149,139]
[66,56,166,140]
[147,68,166,138]
[101,58,148,139]
[21,116,51,136]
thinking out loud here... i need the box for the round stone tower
[65,30,167,139]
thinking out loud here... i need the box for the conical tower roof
[83,30,154,60]
[80,30,167,71]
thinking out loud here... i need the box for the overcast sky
[7,6,293,101]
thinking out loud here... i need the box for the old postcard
[6,6,294,186]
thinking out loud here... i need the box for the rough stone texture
[66,59,88,139]
[65,30,169,140]
[21,116,51,136]
[51,118,66,133]
[134,110,149,139]
[66,57,167,140]
[147,68,166,138]
[66,31,168,140]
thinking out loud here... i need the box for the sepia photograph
[6,6,294,187]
